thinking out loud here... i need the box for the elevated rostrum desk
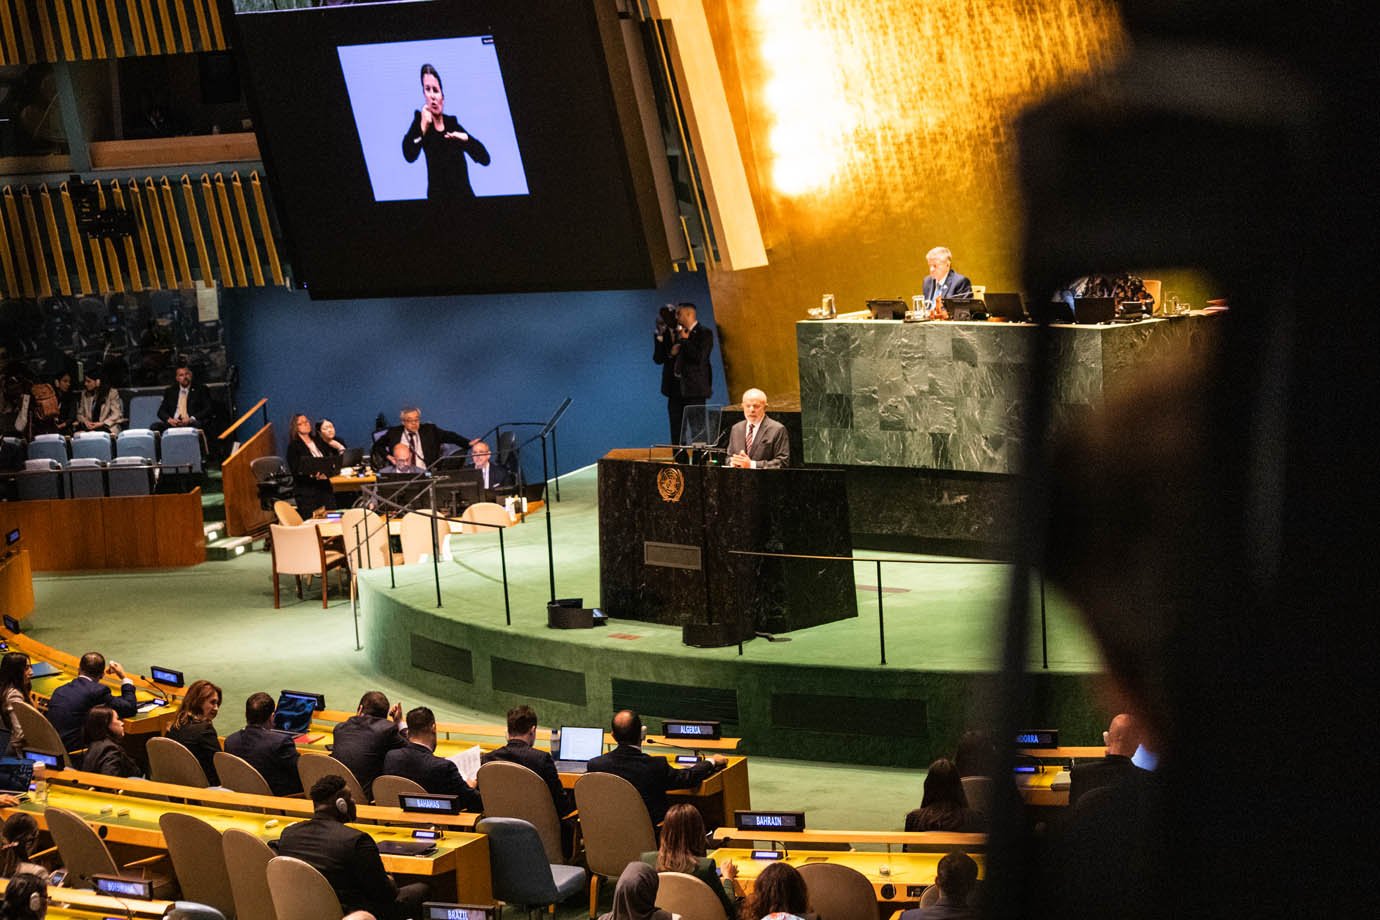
[598,451,856,647]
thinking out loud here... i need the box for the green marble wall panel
[799,317,1203,474]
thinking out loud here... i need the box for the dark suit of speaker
[382,742,482,811]
[331,714,408,799]
[473,462,511,490]
[371,423,471,469]
[726,416,790,469]
[586,743,719,824]
[922,270,973,302]
[225,723,302,796]
[46,676,138,751]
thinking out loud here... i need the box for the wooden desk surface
[710,848,986,904]
[1014,766,1070,807]
[5,784,491,904]
[1018,746,1106,761]
[29,671,176,735]
[0,878,172,918]
[49,768,481,832]
[710,828,986,851]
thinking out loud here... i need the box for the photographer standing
[653,302,714,446]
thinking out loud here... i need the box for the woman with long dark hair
[286,413,335,513]
[0,871,46,920]
[642,803,740,919]
[903,758,984,834]
[0,814,46,880]
[165,679,223,784]
[82,706,141,778]
[0,653,32,756]
[76,370,125,434]
[401,62,491,199]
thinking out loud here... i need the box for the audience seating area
[2,630,1008,920]
[3,429,205,500]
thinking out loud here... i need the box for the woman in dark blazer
[81,706,142,778]
[401,63,491,199]
[165,679,223,785]
[286,413,335,514]
[640,804,740,919]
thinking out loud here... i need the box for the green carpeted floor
[25,465,1101,834]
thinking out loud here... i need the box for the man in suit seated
[468,441,511,491]
[587,709,726,824]
[331,691,408,801]
[276,774,429,920]
[898,850,980,920]
[482,704,570,816]
[727,388,790,469]
[224,691,301,796]
[1069,712,1148,807]
[151,363,213,432]
[381,707,482,811]
[377,441,426,476]
[922,246,974,315]
[46,652,138,751]
[370,406,475,471]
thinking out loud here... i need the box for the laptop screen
[0,757,34,792]
[557,726,604,762]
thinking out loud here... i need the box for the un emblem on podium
[657,466,685,503]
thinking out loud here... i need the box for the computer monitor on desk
[373,473,434,510]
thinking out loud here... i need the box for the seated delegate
[75,370,125,435]
[81,705,142,778]
[152,363,212,432]
[45,652,138,751]
[164,679,224,785]
[286,412,336,513]
[225,691,302,796]
[381,707,482,811]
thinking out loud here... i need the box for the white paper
[449,745,483,782]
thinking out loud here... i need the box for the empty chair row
[21,428,203,469]
[15,457,164,499]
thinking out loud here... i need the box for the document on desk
[448,745,483,782]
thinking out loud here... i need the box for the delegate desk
[295,723,750,826]
[0,879,172,919]
[5,779,492,904]
[711,832,987,908]
[598,451,856,647]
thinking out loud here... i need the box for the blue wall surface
[220,272,723,477]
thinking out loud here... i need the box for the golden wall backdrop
[702,0,1126,402]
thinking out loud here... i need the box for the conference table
[27,665,178,737]
[293,723,751,827]
[708,845,986,906]
[3,776,493,904]
[0,878,172,919]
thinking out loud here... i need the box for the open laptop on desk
[1072,296,1116,324]
[29,661,60,679]
[553,725,605,773]
[981,292,1027,321]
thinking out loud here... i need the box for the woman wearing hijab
[598,863,672,920]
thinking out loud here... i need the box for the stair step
[203,522,226,542]
[206,536,254,560]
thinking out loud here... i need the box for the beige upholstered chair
[160,812,236,918]
[797,862,878,920]
[337,507,389,570]
[296,752,368,805]
[656,871,728,920]
[223,828,279,920]
[147,736,210,788]
[11,700,76,768]
[370,774,426,807]
[214,750,274,796]
[477,760,566,864]
[269,523,346,608]
[273,500,303,527]
[397,510,453,564]
[574,772,656,917]
[45,806,172,895]
[267,856,342,920]
[460,500,511,534]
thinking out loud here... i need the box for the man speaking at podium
[727,388,789,469]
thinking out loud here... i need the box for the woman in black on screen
[402,63,491,199]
